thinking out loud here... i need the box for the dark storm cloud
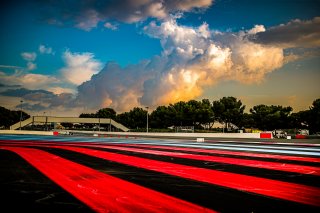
[1,88,75,110]
[0,88,53,98]
[0,83,20,88]
[250,17,320,48]
[17,102,47,112]
[49,93,74,107]
[36,0,213,30]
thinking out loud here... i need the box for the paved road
[1,134,319,212]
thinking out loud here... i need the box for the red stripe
[1,139,319,164]
[4,141,319,175]
[84,144,320,176]
[119,143,320,163]
[0,146,215,213]
[52,145,320,207]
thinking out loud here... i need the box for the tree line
[0,97,318,133]
[0,106,30,129]
[79,97,320,134]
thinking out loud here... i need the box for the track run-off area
[0,134,320,212]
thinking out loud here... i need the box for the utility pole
[145,106,149,133]
[19,100,23,130]
[44,112,47,131]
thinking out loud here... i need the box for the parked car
[297,129,309,135]
[272,129,287,138]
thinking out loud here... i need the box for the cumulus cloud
[47,87,76,95]
[75,9,100,31]
[21,52,37,70]
[18,102,47,112]
[104,22,118,30]
[73,18,286,111]
[75,61,151,111]
[21,52,37,61]
[39,44,53,54]
[26,62,37,71]
[0,83,20,88]
[140,19,283,106]
[0,71,60,90]
[4,15,317,114]
[38,0,213,30]
[250,17,320,48]
[0,65,23,69]
[60,50,103,85]
[247,25,266,35]
[0,88,51,97]
[0,87,75,112]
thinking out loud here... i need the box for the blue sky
[0,0,319,116]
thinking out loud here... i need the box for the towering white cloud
[73,18,286,111]
[5,14,317,114]
[140,19,284,106]
[60,50,103,85]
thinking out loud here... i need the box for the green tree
[288,111,308,130]
[116,112,131,128]
[79,113,96,118]
[116,107,147,129]
[195,99,214,128]
[150,99,214,129]
[296,98,320,134]
[168,101,186,126]
[150,106,173,128]
[212,97,245,129]
[186,99,214,128]
[250,105,292,130]
[238,113,255,129]
[308,98,320,133]
[96,108,116,119]
[0,106,30,129]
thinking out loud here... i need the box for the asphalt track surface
[0,135,319,212]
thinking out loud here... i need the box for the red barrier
[260,132,272,139]
[295,134,307,139]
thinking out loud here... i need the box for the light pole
[19,100,23,130]
[145,106,149,133]
[44,111,46,131]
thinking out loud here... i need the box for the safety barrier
[260,132,273,139]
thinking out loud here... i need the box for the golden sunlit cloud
[73,17,308,112]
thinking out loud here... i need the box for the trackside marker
[54,146,320,207]
[0,146,215,213]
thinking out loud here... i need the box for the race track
[0,134,319,212]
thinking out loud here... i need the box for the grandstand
[10,116,129,132]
